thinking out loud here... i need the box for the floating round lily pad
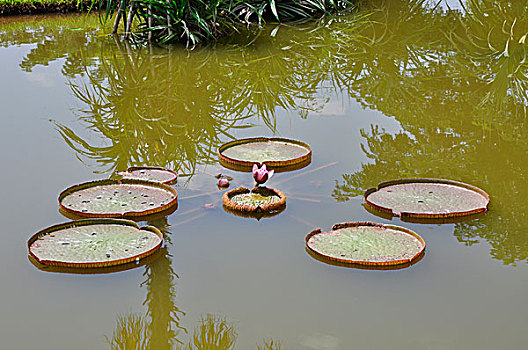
[219,137,311,172]
[364,178,489,221]
[118,166,178,184]
[28,219,163,269]
[305,222,425,267]
[59,179,178,219]
[223,187,286,213]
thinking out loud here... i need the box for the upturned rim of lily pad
[222,186,286,213]
[362,203,487,224]
[364,178,490,221]
[27,219,163,269]
[305,221,426,267]
[58,204,178,223]
[118,166,178,185]
[58,179,178,219]
[304,246,425,270]
[223,202,286,220]
[218,137,312,173]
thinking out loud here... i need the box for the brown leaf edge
[304,247,424,270]
[363,202,488,224]
[58,179,178,219]
[364,178,490,219]
[119,166,178,185]
[305,221,426,267]
[218,137,312,173]
[223,202,286,220]
[27,219,163,269]
[222,186,286,213]
[28,244,164,274]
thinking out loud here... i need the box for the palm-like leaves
[91,0,353,45]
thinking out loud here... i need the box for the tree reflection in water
[107,312,281,349]
[104,217,281,349]
[54,38,256,176]
[332,0,528,265]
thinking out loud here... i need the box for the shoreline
[0,1,92,16]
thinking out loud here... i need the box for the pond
[1,0,528,349]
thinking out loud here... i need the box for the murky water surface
[1,1,528,349]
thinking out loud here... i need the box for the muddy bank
[0,1,93,16]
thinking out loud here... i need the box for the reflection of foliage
[184,314,236,350]
[107,312,283,349]
[331,0,528,265]
[107,314,149,350]
[0,14,108,78]
[257,339,282,350]
[52,16,369,176]
[333,124,528,265]
[106,217,280,348]
[447,0,528,106]
[144,218,186,349]
[54,39,254,175]
[142,247,186,348]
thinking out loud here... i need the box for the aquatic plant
[305,221,425,267]
[28,219,164,268]
[332,119,528,265]
[59,179,178,219]
[217,178,230,188]
[90,0,354,46]
[364,178,490,221]
[223,186,286,213]
[219,137,312,172]
[253,164,274,185]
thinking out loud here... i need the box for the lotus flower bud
[217,178,230,188]
[252,164,274,185]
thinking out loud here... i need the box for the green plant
[90,0,354,46]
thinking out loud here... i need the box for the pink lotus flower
[217,178,230,188]
[252,164,274,185]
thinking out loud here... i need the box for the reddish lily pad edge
[27,219,163,269]
[305,221,426,267]
[364,178,490,220]
[222,186,286,213]
[223,202,286,220]
[119,166,178,185]
[218,137,312,173]
[28,247,164,274]
[58,178,178,219]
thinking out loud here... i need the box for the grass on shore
[0,0,81,4]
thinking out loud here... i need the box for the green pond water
[1,0,528,348]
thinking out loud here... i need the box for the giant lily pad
[59,179,178,219]
[28,219,163,268]
[219,137,311,172]
[364,178,489,221]
[223,187,286,213]
[305,222,425,267]
[118,166,177,184]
